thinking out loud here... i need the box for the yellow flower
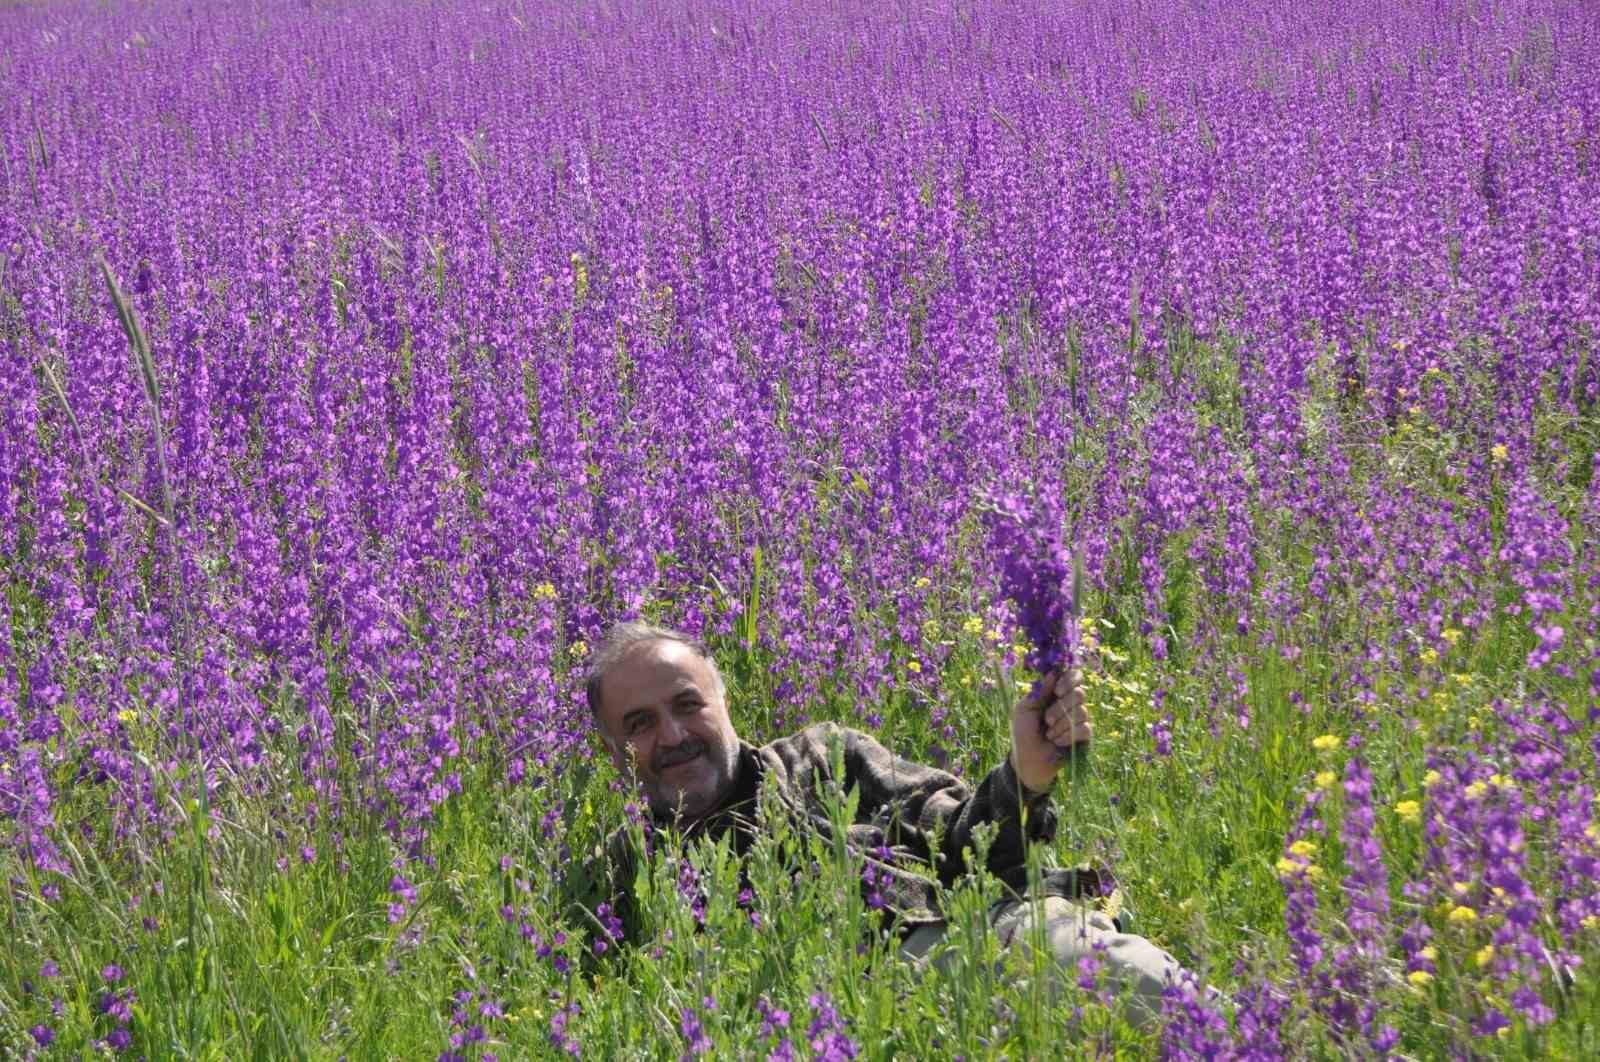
[570,639,589,658]
[1419,648,1439,667]
[1441,627,1463,646]
[1312,734,1341,753]
[1288,840,1318,858]
[963,616,984,636]
[117,709,138,725]
[1585,823,1599,844]
[1315,771,1337,790]
[906,660,922,674]
[1489,773,1513,790]
[1275,857,1323,882]
[1582,915,1599,931]
[1464,781,1488,800]
[1448,905,1478,924]
[533,581,557,601]
[1395,800,1421,823]
[1407,969,1434,988]
[570,252,589,300]
[986,628,1004,643]
[914,576,931,589]
[1418,945,1438,962]
[1452,881,1472,896]
[1491,443,1508,462]
[1423,770,1442,788]
[1474,945,1496,967]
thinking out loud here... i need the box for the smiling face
[593,638,741,823]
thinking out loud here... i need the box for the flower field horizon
[2,0,1598,1056]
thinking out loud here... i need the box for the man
[577,621,1185,1028]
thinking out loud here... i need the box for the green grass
[2,593,1596,1058]
[4,303,1598,1057]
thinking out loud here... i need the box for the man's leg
[897,921,952,968]
[990,895,1182,1030]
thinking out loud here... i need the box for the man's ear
[594,727,627,772]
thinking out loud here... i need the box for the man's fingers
[1042,698,1088,728]
[1044,701,1091,744]
[1027,670,1063,711]
[1047,715,1091,746]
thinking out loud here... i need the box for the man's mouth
[656,743,705,772]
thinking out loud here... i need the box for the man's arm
[793,721,1057,887]
[851,667,1087,882]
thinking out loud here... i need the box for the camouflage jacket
[572,722,1112,944]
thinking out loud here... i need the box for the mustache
[654,740,706,771]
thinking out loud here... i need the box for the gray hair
[584,621,726,718]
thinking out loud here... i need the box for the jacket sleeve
[812,722,1058,887]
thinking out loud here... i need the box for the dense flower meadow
[2,0,1599,1055]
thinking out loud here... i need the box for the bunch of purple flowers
[983,493,1078,678]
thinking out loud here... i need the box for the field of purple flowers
[3,0,1599,1056]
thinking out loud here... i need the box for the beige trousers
[898,896,1182,1030]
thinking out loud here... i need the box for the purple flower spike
[984,493,1078,678]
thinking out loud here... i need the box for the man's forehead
[607,639,716,700]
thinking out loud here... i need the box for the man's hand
[1009,668,1090,794]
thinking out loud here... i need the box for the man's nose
[658,711,688,747]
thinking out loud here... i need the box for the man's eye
[678,701,704,714]
[627,717,650,735]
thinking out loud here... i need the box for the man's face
[594,639,740,822]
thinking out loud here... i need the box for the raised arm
[788,722,1059,887]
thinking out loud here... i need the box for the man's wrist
[1007,751,1055,800]
[1019,773,1054,799]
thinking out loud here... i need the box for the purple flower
[984,495,1076,677]
[30,1024,55,1047]
[390,874,418,906]
[805,993,859,1061]
[1076,948,1104,994]
[757,995,791,1038]
[679,1005,712,1057]
[549,1001,581,1056]
[1158,971,1230,1058]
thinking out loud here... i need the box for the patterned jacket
[573,722,1112,944]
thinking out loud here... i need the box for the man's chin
[649,781,717,822]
